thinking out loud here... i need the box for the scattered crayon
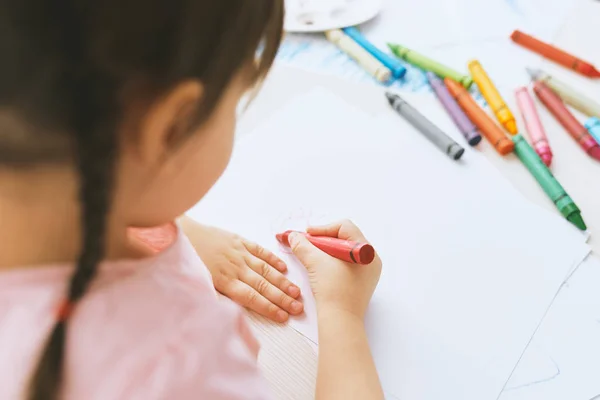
[527,68,600,118]
[584,117,600,145]
[512,134,586,230]
[325,29,392,84]
[444,78,514,155]
[468,60,518,135]
[533,81,600,161]
[342,27,407,79]
[388,43,473,88]
[426,72,482,146]
[511,30,600,78]
[385,92,465,160]
[515,87,553,166]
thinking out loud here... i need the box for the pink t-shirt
[0,224,271,399]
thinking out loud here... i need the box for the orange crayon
[445,78,515,155]
[511,30,600,78]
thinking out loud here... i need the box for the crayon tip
[385,91,397,104]
[468,135,483,146]
[589,146,600,161]
[505,120,518,135]
[450,145,465,160]
[525,67,541,80]
[275,233,284,243]
[498,139,515,155]
[567,212,587,231]
[589,67,600,78]
[358,244,376,264]
[532,80,550,96]
[467,59,481,69]
[425,71,437,81]
[443,77,462,96]
[584,117,600,130]
[461,76,474,89]
[514,86,528,96]
[540,153,553,166]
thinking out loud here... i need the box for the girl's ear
[133,80,204,166]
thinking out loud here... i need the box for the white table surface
[238,2,600,398]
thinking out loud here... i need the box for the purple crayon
[426,72,482,146]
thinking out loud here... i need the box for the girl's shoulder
[63,224,269,399]
[0,224,269,400]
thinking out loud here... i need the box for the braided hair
[0,1,283,399]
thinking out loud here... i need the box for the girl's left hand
[181,219,303,323]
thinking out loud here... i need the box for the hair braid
[27,2,119,399]
[28,73,119,400]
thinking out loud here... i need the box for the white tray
[284,0,383,32]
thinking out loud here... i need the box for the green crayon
[512,134,586,230]
[388,43,473,89]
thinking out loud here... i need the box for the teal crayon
[512,134,586,230]
[342,27,407,79]
[584,117,600,145]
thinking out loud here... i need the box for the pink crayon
[515,87,553,166]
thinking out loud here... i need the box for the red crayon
[511,30,600,78]
[276,230,376,265]
[532,81,600,161]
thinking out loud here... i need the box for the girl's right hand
[288,220,382,320]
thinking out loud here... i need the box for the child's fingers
[306,223,342,237]
[243,268,304,316]
[225,280,289,323]
[245,255,301,298]
[307,219,368,242]
[243,240,287,272]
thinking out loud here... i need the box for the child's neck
[0,166,128,270]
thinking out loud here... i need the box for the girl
[0,1,384,399]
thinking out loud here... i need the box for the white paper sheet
[501,255,600,400]
[187,88,590,400]
[361,0,574,48]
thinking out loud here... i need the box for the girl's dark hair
[0,1,283,399]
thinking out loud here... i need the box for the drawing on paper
[504,357,561,391]
[277,37,430,92]
[270,208,332,253]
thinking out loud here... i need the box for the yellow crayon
[468,60,518,135]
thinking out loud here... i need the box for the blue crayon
[342,27,407,79]
[584,117,600,145]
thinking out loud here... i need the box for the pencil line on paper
[496,282,566,399]
[503,357,561,391]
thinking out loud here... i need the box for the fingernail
[287,285,300,297]
[278,261,287,271]
[277,310,289,322]
[288,232,299,243]
[291,301,303,313]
